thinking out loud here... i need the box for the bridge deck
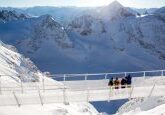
[0,85,165,106]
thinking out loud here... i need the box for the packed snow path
[0,70,165,106]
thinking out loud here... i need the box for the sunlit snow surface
[122,103,165,115]
[0,103,99,115]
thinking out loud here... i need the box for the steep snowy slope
[0,40,40,82]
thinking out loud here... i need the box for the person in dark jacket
[114,77,120,89]
[126,74,132,87]
[108,77,114,88]
[121,77,127,88]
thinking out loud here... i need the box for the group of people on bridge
[108,75,132,89]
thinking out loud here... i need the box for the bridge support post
[125,72,127,77]
[104,74,107,80]
[148,83,156,98]
[108,87,112,102]
[20,80,23,94]
[85,75,88,91]
[13,91,20,107]
[143,72,146,79]
[86,88,89,102]
[129,86,134,100]
[38,87,44,106]
[85,75,87,81]
[161,70,164,77]
[63,74,66,81]
[63,86,69,105]
[42,75,45,92]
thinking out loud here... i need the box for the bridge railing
[0,69,164,106]
[50,69,165,81]
[0,70,165,103]
[0,69,164,96]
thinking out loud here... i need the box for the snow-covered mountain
[67,1,165,72]
[0,14,73,51]
[0,6,90,24]
[0,1,165,74]
[68,15,106,35]
[0,3,139,25]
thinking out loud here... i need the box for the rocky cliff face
[0,10,29,23]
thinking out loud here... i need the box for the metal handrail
[49,69,165,80]
[0,69,164,81]
[51,69,165,76]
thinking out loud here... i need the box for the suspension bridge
[0,70,165,106]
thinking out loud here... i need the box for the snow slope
[0,40,40,82]
[117,76,165,115]
[118,97,165,115]
[122,103,165,115]
[0,40,64,89]
[0,103,99,115]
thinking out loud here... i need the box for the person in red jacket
[114,77,120,89]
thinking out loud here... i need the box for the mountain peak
[38,14,62,29]
[99,0,135,20]
[108,1,123,9]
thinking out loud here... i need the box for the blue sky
[0,0,165,8]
